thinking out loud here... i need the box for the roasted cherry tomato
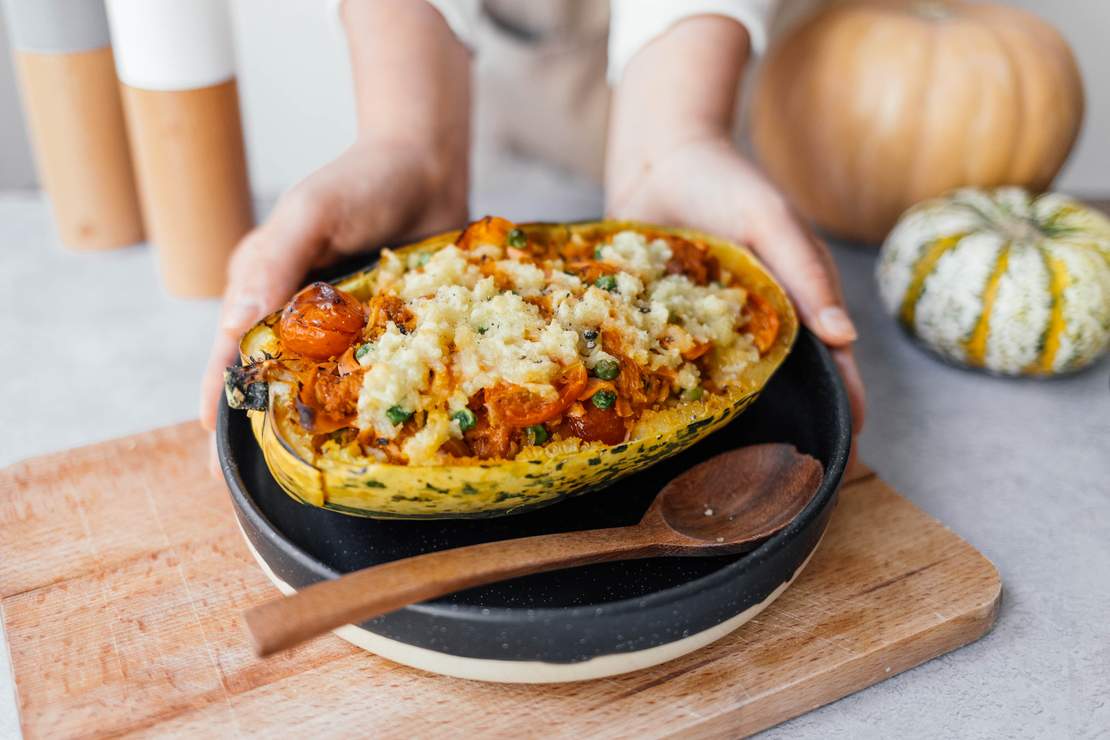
[563,403,627,445]
[279,282,366,361]
[486,363,588,427]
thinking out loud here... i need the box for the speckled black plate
[218,329,850,683]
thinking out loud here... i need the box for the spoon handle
[244,525,663,657]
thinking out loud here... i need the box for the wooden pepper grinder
[3,0,145,250]
[105,0,253,297]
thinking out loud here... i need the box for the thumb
[198,192,333,431]
[221,193,334,331]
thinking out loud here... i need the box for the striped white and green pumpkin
[877,188,1110,375]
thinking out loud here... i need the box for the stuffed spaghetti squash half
[225,218,798,518]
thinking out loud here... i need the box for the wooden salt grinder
[106,0,254,297]
[3,0,144,250]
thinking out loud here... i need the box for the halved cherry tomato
[746,292,780,353]
[486,363,588,428]
[279,282,366,361]
[562,402,626,445]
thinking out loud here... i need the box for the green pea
[452,408,476,432]
[591,390,617,410]
[386,406,412,425]
[681,387,704,402]
[592,359,620,380]
[595,275,617,292]
[524,424,549,445]
[354,342,374,361]
[507,228,527,248]
[416,252,431,267]
[593,245,604,259]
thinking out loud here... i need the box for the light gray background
[1,2,1108,738]
[0,0,1109,197]
[2,178,1108,738]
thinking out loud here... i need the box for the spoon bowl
[647,444,824,549]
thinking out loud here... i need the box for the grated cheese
[357,230,757,463]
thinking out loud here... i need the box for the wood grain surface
[0,422,1001,739]
[14,48,145,250]
[120,81,253,297]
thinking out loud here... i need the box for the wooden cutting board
[0,422,1000,739]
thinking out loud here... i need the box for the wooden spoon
[244,443,823,657]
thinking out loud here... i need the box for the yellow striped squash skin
[877,188,1110,376]
[238,221,798,519]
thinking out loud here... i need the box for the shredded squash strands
[230,219,797,518]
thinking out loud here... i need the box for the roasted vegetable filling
[229,217,779,465]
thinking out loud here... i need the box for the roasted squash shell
[231,221,798,519]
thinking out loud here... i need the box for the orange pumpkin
[750,0,1084,244]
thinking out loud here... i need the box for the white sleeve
[421,0,479,49]
[607,0,777,83]
[328,0,480,51]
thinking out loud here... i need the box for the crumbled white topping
[494,259,547,296]
[358,229,757,463]
[649,275,746,346]
[599,232,672,280]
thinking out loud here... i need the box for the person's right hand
[198,136,468,434]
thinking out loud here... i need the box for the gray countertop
[1,163,1107,738]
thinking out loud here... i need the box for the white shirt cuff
[329,0,479,51]
[607,0,777,84]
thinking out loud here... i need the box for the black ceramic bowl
[218,329,850,682]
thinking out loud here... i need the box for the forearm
[606,16,750,205]
[340,0,471,180]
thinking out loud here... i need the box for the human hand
[198,137,468,435]
[607,135,866,433]
[606,15,865,434]
[200,0,470,458]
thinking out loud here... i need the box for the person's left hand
[607,133,866,434]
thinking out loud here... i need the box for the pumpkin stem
[999,216,1046,244]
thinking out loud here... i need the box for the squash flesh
[239,221,798,518]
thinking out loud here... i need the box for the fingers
[831,346,866,435]
[224,193,334,320]
[198,190,335,432]
[745,197,866,437]
[840,350,864,476]
[845,444,865,482]
[199,330,241,431]
[208,433,221,480]
[749,198,865,434]
[747,199,858,349]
